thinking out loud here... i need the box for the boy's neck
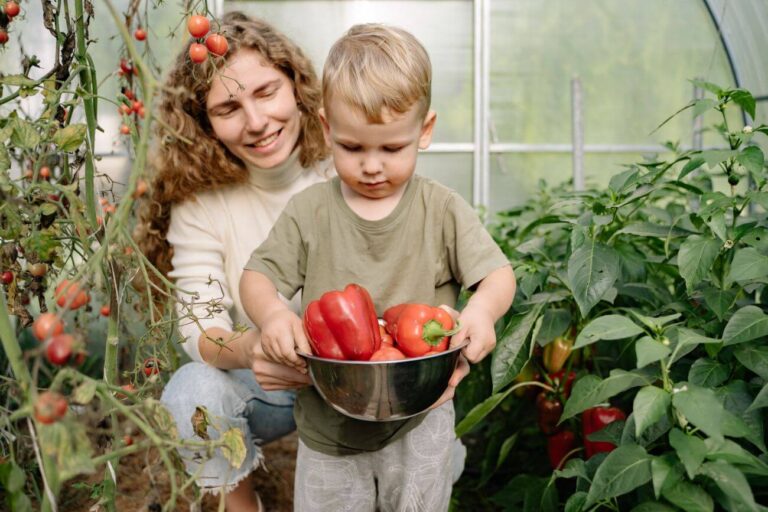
[340,179,410,221]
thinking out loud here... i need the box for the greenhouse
[1,0,767,510]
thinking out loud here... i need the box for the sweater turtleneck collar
[246,148,303,190]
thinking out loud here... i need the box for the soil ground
[60,432,298,511]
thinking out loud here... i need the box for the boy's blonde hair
[323,24,432,123]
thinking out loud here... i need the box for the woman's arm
[199,326,311,388]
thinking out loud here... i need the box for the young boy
[240,24,515,511]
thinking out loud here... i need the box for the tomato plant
[0,4,244,510]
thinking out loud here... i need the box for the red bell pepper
[582,406,626,458]
[547,429,576,470]
[543,335,574,374]
[383,303,458,357]
[303,284,382,360]
[536,391,563,435]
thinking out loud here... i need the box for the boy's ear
[418,110,437,150]
[318,108,331,146]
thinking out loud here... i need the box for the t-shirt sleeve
[244,199,307,300]
[167,199,234,362]
[443,192,510,289]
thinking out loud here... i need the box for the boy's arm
[454,264,516,363]
[239,269,310,372]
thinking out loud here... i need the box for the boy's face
[320,98,436,200]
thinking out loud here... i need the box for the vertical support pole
[473,0,490,210]
[571,77,584,191]
[692,80,704,150]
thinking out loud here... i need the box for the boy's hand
[260,309,311,373]
[452,303,497,363]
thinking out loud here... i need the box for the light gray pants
[293,402,464,512]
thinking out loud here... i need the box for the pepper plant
[454,82,768,511]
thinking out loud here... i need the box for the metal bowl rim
[299,340,469,365]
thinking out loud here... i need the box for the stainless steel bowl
[300,342,467,422]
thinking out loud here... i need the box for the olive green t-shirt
[245,174,509,455]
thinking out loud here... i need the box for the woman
[135,12,330,510]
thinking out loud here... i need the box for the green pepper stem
[421,320,461,346]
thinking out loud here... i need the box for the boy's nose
[362,154,383,175]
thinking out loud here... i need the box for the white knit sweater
[167,150,333,362]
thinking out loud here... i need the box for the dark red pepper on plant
[536,391,563,435]
[383,303,458,357]
[303,284,382,360]
[582,406,626,458]
[547,429,577,470]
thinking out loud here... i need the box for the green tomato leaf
[563,492,588,512]
[10,118,40,150]
[677,236,721,292]
[583,444,652,509]
[722,306,768,346]
[52,124,87,152]
[616,222,692,238]
[567,241,620,317]
[535,308,571,346]
[575,315,644,349]
[704,437,768,475]
[679,157,705,179]
[633,386,670,438]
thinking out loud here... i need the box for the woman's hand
[250,338,312,390]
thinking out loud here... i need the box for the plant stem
[0,289,32,395]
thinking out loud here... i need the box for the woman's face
[206,49,302,170]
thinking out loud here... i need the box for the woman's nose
[243,104,269,134]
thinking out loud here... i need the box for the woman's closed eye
[383,146,404,153]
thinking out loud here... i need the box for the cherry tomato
[100,305,111,317]
[132,179,148,199]
[55,279,90,310]
[369,345,407,361]
[134,27,146,41]
[32,312,64,341]
[28,263,47,277]
[99,197,109,206]
[5,1,20,18]
[123,435,134,446]
[117,383,136,399]
[143,357,161,377]
[205,33,228,56]
[119,103,132,115]
[46,334,73,366]
[187,15,210,38]
[120,124,130,135]
[39,166,51,179]
[119,59,133,75]
[73,349,87,366]
[0,31,7,45]
[122,88,135,100]
[34,391,68,424]
[188,43,208,63]
[1,271,12,285]
[131,100,143,112]
[136,106,145,119]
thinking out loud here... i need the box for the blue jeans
[160,362,296,493]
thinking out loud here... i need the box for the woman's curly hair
[135,12,328,290]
